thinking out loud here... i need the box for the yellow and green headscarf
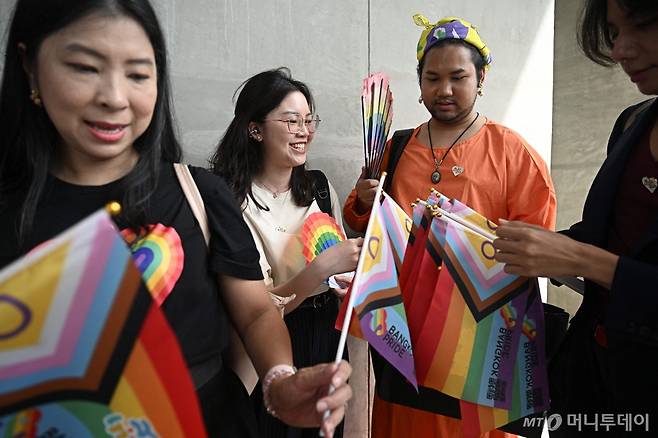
[414,14,492,68]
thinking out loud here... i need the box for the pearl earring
[30,89,42,106]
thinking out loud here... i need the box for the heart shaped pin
[121,224,184,305]
[452,166,464,177]
[642,176,657,194]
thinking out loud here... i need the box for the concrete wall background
[0,0,555,210]
[549,0,643,316]
[159,0,556,210]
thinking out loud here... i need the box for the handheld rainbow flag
[460,287,550,438]
[406,194,549,436]
[300,212,345,263]
[354,198,417,388]
[361,72,394,179]
[430,197,529,321]
[0,210,206,437]
[380,193,412,272]
[334,174,417,389]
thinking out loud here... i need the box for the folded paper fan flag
[300,212,345,263]
[362,72,394,179]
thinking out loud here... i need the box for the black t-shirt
[0,163,263,369]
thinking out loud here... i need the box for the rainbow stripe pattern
[121,224,184,306]
[361,72,394,179]
[300,212,345,263]
[351,199,417,389]
[380,193,412,271]
[411,195,548,436]
[0,210,206,437]
[436,198,528,321]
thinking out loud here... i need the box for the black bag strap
[309,169,333,216]
[383,128,415,192]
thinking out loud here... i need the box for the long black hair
[0,0,181,242]
[210,67,316,210]
[579,0,658,66]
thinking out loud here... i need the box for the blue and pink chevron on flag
[380,193,412,271]
[434,200,529,321]
[351,198,417,388]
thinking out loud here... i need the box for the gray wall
[0,0,555,211]
[157,0,556,210]
[548,0,643,315]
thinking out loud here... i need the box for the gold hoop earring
[477,86,484,97]
[30,89,42,107]
[418,96,423,104]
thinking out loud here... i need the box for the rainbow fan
[300,212,346,263]
[362,72,394,179]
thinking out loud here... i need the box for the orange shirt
[344,120,556,231]
[343,119,557,438]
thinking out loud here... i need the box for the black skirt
[251,291,347,438]
[199,366,259,437]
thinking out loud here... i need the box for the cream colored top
[242,180,344,299]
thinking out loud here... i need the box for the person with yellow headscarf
[343,14,557,438]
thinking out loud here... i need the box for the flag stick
[418,199,497,241]
[420,200,586,295]
[334,171,387,363]
[320,172,387,432]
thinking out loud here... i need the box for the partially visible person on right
[494,1,658,436]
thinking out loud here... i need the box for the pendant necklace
[258,181,290,199]
[428,112,479,184]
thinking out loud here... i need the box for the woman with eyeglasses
[0,2,352,437]
[211,67,363,438]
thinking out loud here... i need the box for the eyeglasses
[264,115,321,134]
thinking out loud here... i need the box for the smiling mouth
[290,142,306,152]
[85,121,128,142]
[85,121,127,133]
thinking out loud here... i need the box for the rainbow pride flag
[398,201,428,288]
[460,289,549,438]
[410,195,549,436]
[349,197,417,388]
[0,210,206,437]
[380,193,412,272]
[436,198,528,321]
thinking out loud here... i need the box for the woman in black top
[0,1,351,437]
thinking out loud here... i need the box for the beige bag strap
[173,163,258,393]
[173,163,210,247]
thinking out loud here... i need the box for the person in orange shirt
[343,15,557,438]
